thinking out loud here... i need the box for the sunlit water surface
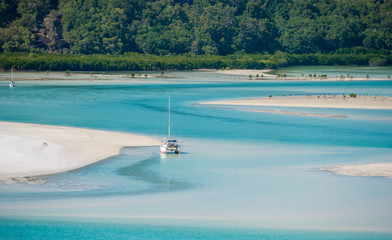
[0,67,392,239]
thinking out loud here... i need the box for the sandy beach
[201,95,392,110]
[0,121,160,180]
[1,70,390,83]
[322,163,392,178]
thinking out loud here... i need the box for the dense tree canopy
[0,0,391,56]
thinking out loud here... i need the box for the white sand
[0,121,160,180]
[201,95,392,110]
[322,163,392,178]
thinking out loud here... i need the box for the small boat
[9,68,15,88]
[160,96,181,154]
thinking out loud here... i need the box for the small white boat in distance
[161,96,181,154]
[9,68,15,88]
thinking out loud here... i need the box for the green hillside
[0,0,391,70]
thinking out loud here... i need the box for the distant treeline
[0,0,391,56]
[1,48,390,71]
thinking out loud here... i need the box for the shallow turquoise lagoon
[0,68,392,239]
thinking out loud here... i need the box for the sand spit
[0,121,160,180]
[249,109,346,119]
[201,95,392,110]
[322,163,392,178]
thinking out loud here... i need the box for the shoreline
[1,69,391,82]
[201,95,392,110]
[0,121,160,180]
[213,69,390,81]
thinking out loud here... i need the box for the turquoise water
[1,217,391,240]
[0,67,392,238]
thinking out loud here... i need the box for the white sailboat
[9,68,15,88]
[160,96,181,154]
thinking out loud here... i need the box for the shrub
[369,57,387,66]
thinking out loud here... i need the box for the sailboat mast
[168,96,171,139]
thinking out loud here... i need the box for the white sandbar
[201,95,392,110]
[0,121,160,179]
[323,163,392,178]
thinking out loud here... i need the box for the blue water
[0,68,392,239]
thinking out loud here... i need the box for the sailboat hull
[160,143,181,154]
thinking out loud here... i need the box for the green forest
[0,0,391,70]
